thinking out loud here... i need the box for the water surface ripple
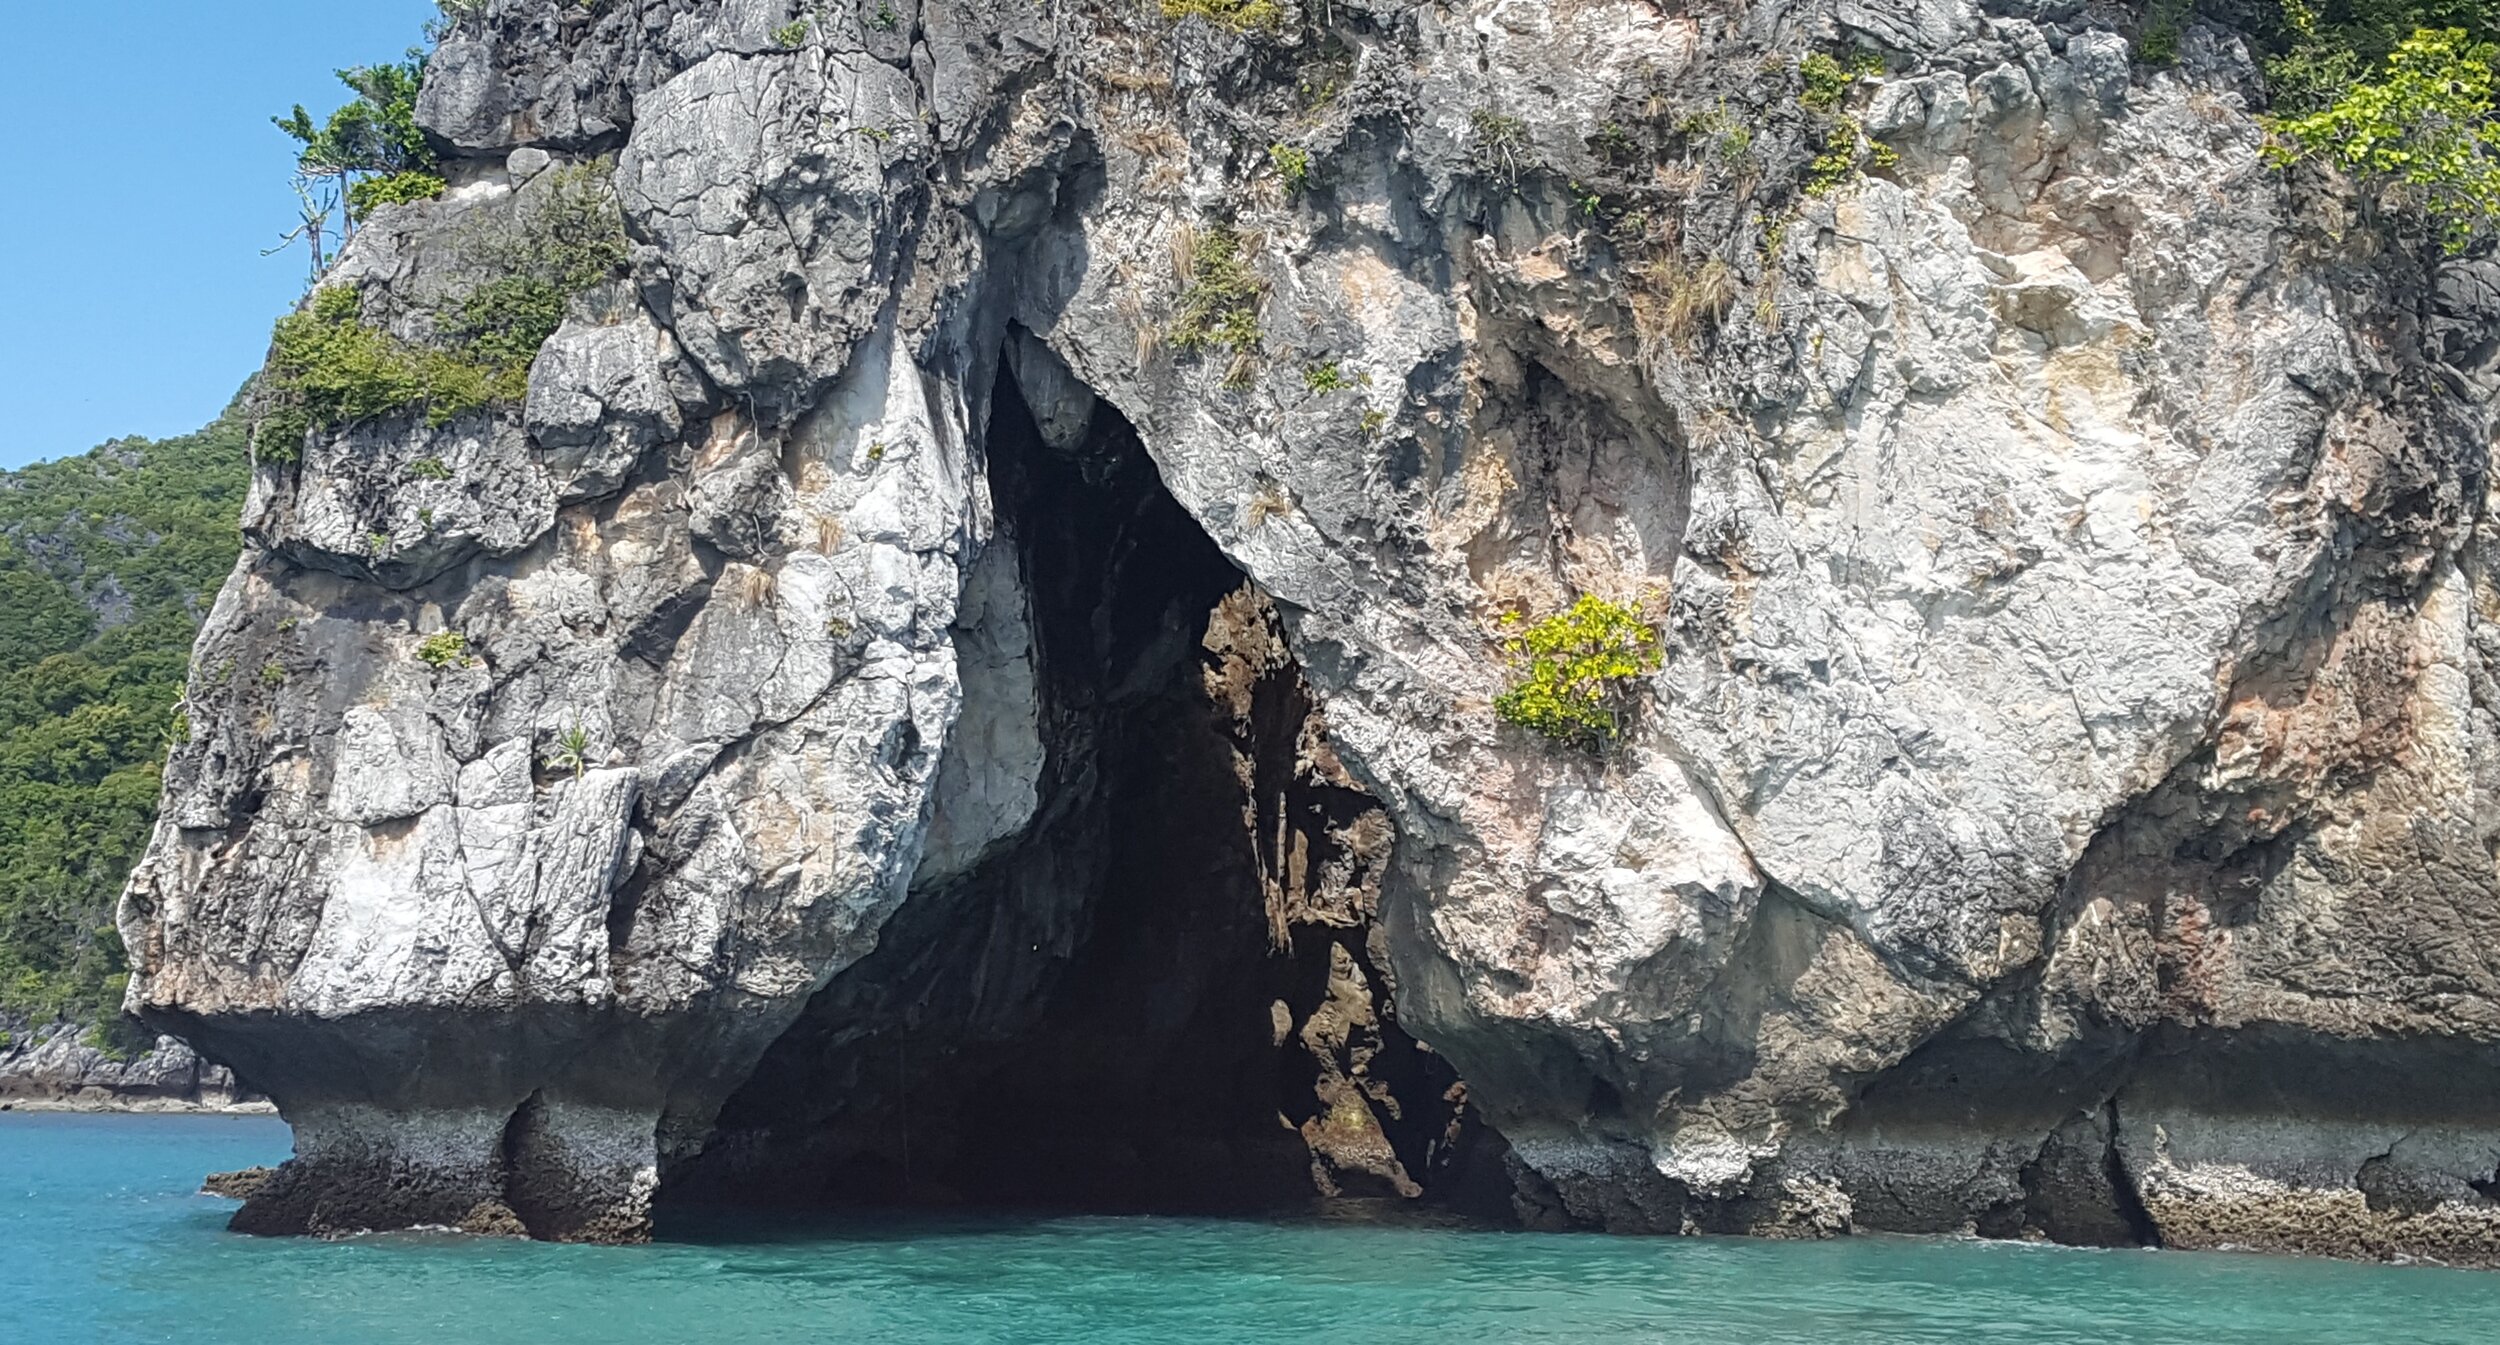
[7,1113,2495,1344]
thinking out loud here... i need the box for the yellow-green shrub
[1170,225,1263,381]
[1159,0,1282,31]
[414,632,472,669]
[1492,596,1663,750]
[346,170,447,221]
[2269,25,2500,251]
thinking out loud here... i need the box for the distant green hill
[0,409,248,1037]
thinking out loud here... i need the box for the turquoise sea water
[8,1113,2500,1344]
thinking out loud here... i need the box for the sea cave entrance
[663,347,1504,1218]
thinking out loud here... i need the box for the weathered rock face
[0,1022,260,1112]
[122,0,2500,1261]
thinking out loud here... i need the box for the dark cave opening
[664,352,1504,1219]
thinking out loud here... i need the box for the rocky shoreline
[0,1022,266,1114]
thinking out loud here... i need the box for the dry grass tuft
[734,564,779,610]
[1167,221,1200,288]
[1096,62,1173,96]
[1122,125,1188,196]
[1629,254,1735,361]
[1113,258,1159,364]
[1245,480,1293,529]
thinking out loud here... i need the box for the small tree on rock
[270,56,444,276]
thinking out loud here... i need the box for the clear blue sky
[0,1,442,469]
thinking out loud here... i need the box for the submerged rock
[118,0,2500,1263]
[201,1167,276,1202]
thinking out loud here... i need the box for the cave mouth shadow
[659,348,1512,1224]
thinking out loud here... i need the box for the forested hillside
[0,411,246,1039]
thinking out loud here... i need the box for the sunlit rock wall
[121,0,2500,1262]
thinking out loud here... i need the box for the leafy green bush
[415,632,471,669]
[449,277,573,370]
[1807,117,1899,194]
[274,56,438,268]
[2262,0,2500,110]
[2137,0,2193,64]
[2269,22,2500,250]
[453,158,632,358]
[1794,49,1893,194]
[255,287,503,458]
[1270,142,1314,192]
[1492,596,1664,750]
[346,170,447,222]
[276,59,433,186]
[1799,49,1881,113]
[81,1016,145,1063]
[1800,53,1853,112]
[772,18,811,47]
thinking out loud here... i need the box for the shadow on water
[655,1203,1525,1255]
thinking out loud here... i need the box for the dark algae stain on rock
[96,0,2500,1268]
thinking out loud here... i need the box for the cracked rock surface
[121,0,2500,1262]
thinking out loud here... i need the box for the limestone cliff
[121,0,2500,1262]
[0,1021,259,1113]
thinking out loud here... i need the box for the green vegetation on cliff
[274,56,442,269]
[2261,1,2500,249]
[1168,223,1264,387]
[260,286,513,452]
[1493,596,1664,751]
[1158,0,1284,32]
[255,160,628,458]
[0,413,248,1030]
